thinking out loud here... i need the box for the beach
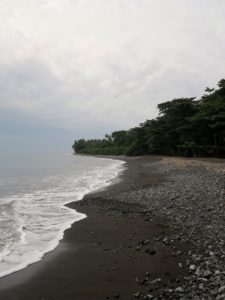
[0,155,224,300]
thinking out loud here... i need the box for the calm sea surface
[0,152,124,278]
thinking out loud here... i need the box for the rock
[195,267,201,276]
[133,292,141,298]
[175,287,184,293]
[216,294,225,300]
[142,239,150,245]
[215,270,221,275]
[113,293,120,299]
[218,286,225,294]
[163,237,169,245]
[203,270,212,278]
[151,278,161,284]
[198,277,208,282]
[140,278,148,285]
[189,264,196,271]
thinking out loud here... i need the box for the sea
[0,152,125,278]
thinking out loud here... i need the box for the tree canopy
[73,79,225,158]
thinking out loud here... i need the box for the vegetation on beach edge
[73,79,225,158]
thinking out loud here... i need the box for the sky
[0,0,225,152]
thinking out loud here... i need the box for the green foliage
[72,79,225,158]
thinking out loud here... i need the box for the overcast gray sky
[1,0,225,152]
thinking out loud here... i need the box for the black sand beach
[0,156,224,299]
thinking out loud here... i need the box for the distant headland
[73,79,225,158]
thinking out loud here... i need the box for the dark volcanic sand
[0,156,224,300]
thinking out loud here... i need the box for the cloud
[0,0,225,143]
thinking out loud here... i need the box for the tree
[72,79,225,158]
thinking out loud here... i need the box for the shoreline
[0,155,124,281]
[0,155,224,299]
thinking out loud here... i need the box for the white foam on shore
[0,158,125,278]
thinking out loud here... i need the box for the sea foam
[0,157,125,278]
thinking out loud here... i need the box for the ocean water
[0,152,125,278]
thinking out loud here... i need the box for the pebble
[162,237,169,245]
[215,270,221,275]
[218,286,225,294]
[189,264,196,271]
[101,158,225,299]
[175,287,184,293]
[203,270,212,278]
[142,239,150,245]
[143,295,153,299]
[216,294,225,300]
[133,292,141,298]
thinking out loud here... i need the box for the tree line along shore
[73,79,225,158]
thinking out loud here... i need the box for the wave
[0,157,125,278]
